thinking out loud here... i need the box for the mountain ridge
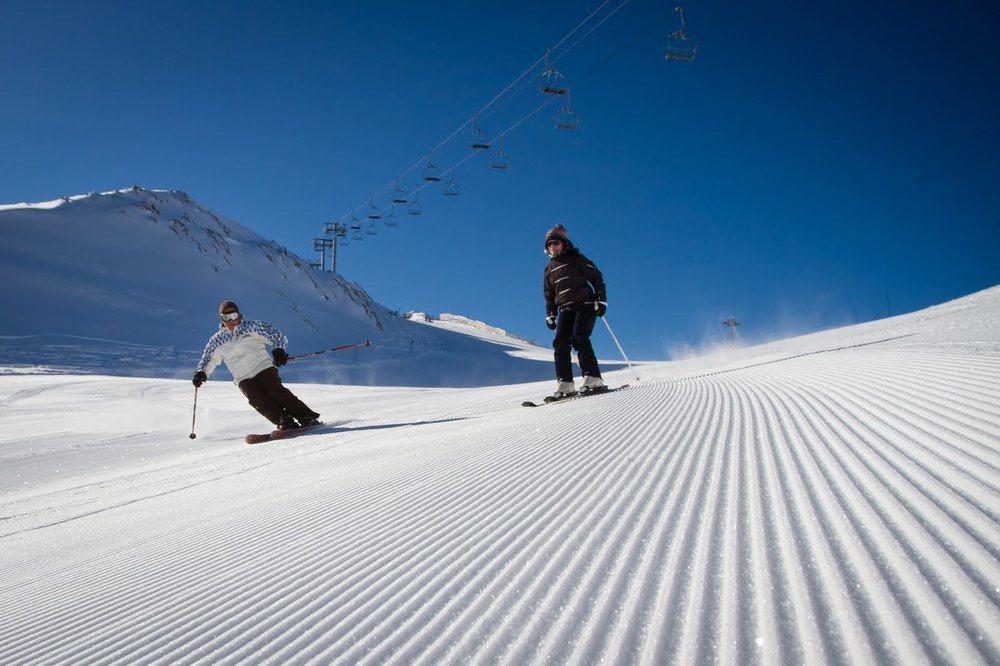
[0,186,552,385]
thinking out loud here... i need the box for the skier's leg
[256,367,320,421]
[238,375,286,426]
[552,309,576,381]
[571,307,601,378]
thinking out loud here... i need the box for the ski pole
[287,339,372,362]
[601,317,640,382]
[189,386,199,439]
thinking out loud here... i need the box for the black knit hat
[544,224,572,251]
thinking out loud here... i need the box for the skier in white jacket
[192,300,320,430]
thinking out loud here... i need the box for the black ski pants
[553,306,601,381]
[238,366,319,426]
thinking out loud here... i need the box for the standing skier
[192,301,320,430]
[542,224,608,398]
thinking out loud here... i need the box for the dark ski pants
[238,366,319,426]
[553,307,601,381]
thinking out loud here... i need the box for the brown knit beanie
[544,224,572,251]
[219,300,240,315]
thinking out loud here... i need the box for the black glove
[594,301,607,317]
[545,315,557,330]
[272,348,288,366]
[192,370,207,387]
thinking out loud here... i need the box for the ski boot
[297,416,321,428]
[276,415,298,431]
[579,375,608,395]
[544,380,578,403]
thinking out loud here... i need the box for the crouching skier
[192,300,320,431]
[542,224,608,399]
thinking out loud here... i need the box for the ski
[521,384,630,407]
[245,421,325,444]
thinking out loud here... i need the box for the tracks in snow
[0,350,997,663]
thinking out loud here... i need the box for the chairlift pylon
[384,206,399,227]
[538,48,568,95]
[442,170,460,197]
[489,135,509,170]
[407,191,423,215]
[664,5,698,62]
[423,156,442,182]
[554,92,581,130]
[469,112,491,150]
[392,181,407,204]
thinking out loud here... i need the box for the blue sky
[2,0,998,359]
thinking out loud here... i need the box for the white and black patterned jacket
[196,319,288,383]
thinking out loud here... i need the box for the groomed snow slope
[1,287,998,664]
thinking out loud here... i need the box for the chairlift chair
[392,181,407,204]
[442,170,460,197]
[537,48,568,95]
[423,157,442,182]
[350,225,364,241]
[489,136,509,170]
[664,6,698,62]
[384,206,399,227]
[407,191,423,215]
[367,199,381,220]
[554,93,581,130]
[365,221,378,235]
[338,235,349,247]
[469,113,491,150]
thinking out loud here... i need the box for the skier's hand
[594,301,607,317]
[546,316,557,330]
[272,348,288,367]
[192,371,207,387]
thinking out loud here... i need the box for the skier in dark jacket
[192,300,320,430]
[542,224,608,398]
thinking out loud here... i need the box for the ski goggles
[220,311,241,321]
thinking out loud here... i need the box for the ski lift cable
[553,0,636,63]
[477,0,625,122]
[364,40,629,223]
[334,0,620,222]
[363,94,561,221]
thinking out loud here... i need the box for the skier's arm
[543,268,556,317]
[196,333,224,378]
[581,256,607,303]
[247,320,289,349]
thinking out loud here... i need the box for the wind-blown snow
[0,286,997,663]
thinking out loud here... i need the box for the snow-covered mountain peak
[0,187,557,385]
[404,311,540,348]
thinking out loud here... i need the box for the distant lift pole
[322,222,349,272]
[313,237,335,272]
[723,317,740,343]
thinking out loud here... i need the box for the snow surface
[0,187,558,386]
[1,286,998,664]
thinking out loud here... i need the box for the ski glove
[594,301,607,317]
[192,370,207,387]
[546,316,557,330]
[272,348,289,366]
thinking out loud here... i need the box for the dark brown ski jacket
[543,247,606,317]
